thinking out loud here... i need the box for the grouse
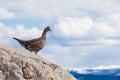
[13,26,51,54]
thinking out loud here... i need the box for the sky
[0,0,120,68]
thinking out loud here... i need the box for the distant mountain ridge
[69,66,120,80]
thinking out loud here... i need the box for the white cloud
[40,40,120,68]
[89,22,117,37]
[49,13,120,68]
[110,13,120,20]
[53,17,93,38]
[0,8,16,19]
[93,39,120,45]
[14,25,42,38]
[0,0,119,19]
[0,22,42,44]
[77,0,120,13]
[41,43,99,68]
[103,13,120,34]
[91,65,120,70]
[67,39,120,46]
[70,65,120,74]
[53,16,118,39]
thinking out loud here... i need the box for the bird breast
[31,39,46,52]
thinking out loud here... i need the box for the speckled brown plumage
[13,26,51,54]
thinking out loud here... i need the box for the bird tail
[13,37,26,47]
[13,37,21,41]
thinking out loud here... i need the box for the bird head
[44,26,52,32]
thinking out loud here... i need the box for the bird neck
[41,30,47,39]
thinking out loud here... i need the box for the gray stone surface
[0,44,76,80]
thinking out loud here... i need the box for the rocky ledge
[0,44,76,80]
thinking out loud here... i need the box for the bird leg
[35,51,38,54]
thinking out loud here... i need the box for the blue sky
[0,0,120,68]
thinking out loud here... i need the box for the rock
[0,44,76,80]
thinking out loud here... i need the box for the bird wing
[26,37,41,43]
[30,38,46,51]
